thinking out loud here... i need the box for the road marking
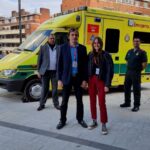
[0,121,126,150]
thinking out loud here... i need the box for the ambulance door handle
[115,56,119,61]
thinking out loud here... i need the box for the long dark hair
[92,37,103,66]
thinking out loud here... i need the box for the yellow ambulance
[0,7,149,101]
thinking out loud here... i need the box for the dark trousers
[60,77,84,123]
[88,76,108,123]
[124,70,141,107]
[40,70,59,106]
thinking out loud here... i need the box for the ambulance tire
[24,79,42,102]
[118,85,124,91]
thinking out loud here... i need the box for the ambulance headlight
[3,69,16,77]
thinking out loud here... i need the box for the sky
[0,0,62,17]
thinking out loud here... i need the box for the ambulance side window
[105,29,120,53]
[55,32,68,45]
[134,32,150,44]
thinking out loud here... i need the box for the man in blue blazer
[57,28,88,129]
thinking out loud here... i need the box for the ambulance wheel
[24,79,42,102]
[118,85,124,91]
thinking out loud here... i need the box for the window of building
[27,16,30,21]
[105,29,120,53]
[116,0,122,3]
[22,25,25,29]
[4,19,9,24]
[135,1,140,7]
[24,17,27,21]
[144,2,148,8]
[26,24,30,29]
[29,16,33,20]
[11,17,17,23]
[116,0,134,4]
[134,31,150,44]
[11,26,18,30]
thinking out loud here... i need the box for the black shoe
[37,105,45,111]
[131,106,139,112]
[56,121,66,129]
[120,103,131,108]
[54,104,61,110]
[78,120,88,128]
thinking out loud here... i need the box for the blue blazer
[57,43,88,85]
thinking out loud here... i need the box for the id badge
[72,61,78,68]
[96,68,100,75]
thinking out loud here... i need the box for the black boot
[131,106,139,112]
[56,121,66,129]
[37,105,45,111]
[120,103,131,108]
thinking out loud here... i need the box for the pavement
[0,83,150,150]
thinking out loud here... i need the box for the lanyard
[74,49,77,61]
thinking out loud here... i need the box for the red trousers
[88,75,108,123]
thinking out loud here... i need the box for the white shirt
[48,45,57,70]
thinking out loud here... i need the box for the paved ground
[0,83,150,150]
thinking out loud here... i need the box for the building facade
[0,8,50,53]
[61,0,150,15]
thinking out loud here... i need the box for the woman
[88,37,113,135]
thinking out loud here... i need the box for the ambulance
[0,6,150,102]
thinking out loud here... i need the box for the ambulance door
[103,19,125,85]
[84,16,102,53]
